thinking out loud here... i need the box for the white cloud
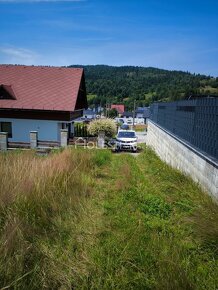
[0,46,39,65]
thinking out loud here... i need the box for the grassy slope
[0,148,217,289]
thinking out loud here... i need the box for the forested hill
[70,65,218,109]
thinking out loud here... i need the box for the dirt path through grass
[71,148,218,289]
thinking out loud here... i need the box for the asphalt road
[136,131,147,144]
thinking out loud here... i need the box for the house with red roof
[110,104,125,116]
[0,65,87,143]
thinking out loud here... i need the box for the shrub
[107,108,118,118]
[87,118,117,137]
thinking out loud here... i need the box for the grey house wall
[147,120,218,199]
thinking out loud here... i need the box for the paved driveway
[112,131,146,156]
[136,131,147,144]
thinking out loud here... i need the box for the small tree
[87,118,117,137]
[108,108,118,118]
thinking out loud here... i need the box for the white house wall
[0,118,59,142]
[116,117,145,125]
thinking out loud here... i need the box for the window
[0,122,12,138]
[118,131,136,138]
[0,85,16,100]
[61,123,67,129]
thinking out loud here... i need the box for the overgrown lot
[0,148,217,289]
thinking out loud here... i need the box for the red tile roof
[111,104,125,114]
[0,65,84,111]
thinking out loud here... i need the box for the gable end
[75,71,88,110]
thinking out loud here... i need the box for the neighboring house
[122,111,133,118]
[116,116,144,125]
[74,108,96,123]
[83,109,96,120]
[122,111,144,124]
[136,107,144,118]
[111,104,125,116]
[94,105,104,114]
[136,107,150,122]
[116,108,150,125]
[0,65,87,143]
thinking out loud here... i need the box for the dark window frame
[0,122,12,138]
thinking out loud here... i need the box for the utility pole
[133,99,136,128]
[105,102,108,117]
[105,102,110,118]
[99,101,102,118]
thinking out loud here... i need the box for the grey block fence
[150,98,218,161]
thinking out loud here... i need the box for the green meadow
[0,148,217,289]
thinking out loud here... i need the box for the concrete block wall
[0,132,8,150]
[60,129,68,147]
[30,131,38,149]
[147,120,218,199]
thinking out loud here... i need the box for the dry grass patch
[0,149,96,289]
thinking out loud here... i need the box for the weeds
[0,147,217,289]
[0,149,95,289]
[190,198,218,253]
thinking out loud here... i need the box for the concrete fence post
[0,132,8,151]
[97,131,105,149]
[60,129,68,147]
[30,131,38,149]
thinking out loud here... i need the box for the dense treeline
[70,65,218,110]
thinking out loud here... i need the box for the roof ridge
[0,64,83,70]
[0,64,85,111]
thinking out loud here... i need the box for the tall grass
[69,148,218,290]
[190,198,218,253]
[0,149,96,289]
[0,147,217,289]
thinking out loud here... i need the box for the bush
[107,108,118,118]
[87,118,117,137]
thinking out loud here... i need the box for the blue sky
[0,0,217,76]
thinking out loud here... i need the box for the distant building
[116,110,145,125]
[122,111,133,118]
[94,105,104,114]
[136,107,150,123]
[111,104,125,116]
[83,109,96,120]
[136,107,150,118]
[74,108,97,123]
